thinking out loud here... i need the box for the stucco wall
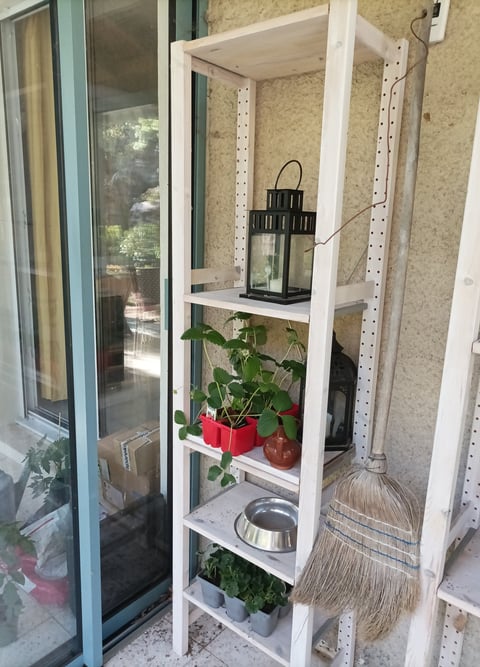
[201,1,480,665]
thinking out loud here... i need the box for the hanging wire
[309,10,429,252]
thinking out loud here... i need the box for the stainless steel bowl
[234,496,298,552]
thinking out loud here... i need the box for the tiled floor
[104,609,331,667]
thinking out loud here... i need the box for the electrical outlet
[430,0,450,43]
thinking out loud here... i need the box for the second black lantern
[241,160,316,304]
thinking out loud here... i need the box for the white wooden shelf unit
[171,2,408,665]
[405,100,480,667]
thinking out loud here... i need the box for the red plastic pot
[219,420,256,456]
[199,414,223,447]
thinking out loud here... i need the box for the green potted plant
[246,570,288,637]
[24,435,71,517]
[217,549,253,622]
[197,543,227,609]
[175,312,306,484]
[0,522,36,646]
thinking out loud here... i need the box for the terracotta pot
[263,426,301,470]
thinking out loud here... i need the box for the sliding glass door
[85,0,170,619]
[0,0,173,663]
[0,5,80,666]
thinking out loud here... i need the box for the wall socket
[430,0,450,43]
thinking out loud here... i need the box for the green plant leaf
[191,388,207,402]
[181,325,209,340]
[243,356,261,382]
[257,409,279,437]
[220,473,236,487]
[213,367,234,385]
[225,311,251,323]
[272,390,292,412]
[205,330,226,346]
[174,410,187,425]
[187,424,202,437]
[207,465,223,481]
[228,382,245,398]
[281,413,298,440]
[220,451,233,468]
[223,339,249,350]
[178,425,188,440]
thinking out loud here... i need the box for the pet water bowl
[234,496,298,552]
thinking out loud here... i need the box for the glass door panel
[0,5,80,665]
[85,0,170,618]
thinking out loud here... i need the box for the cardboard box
[113,422,160,476]
[98,421,160,476]
[98,424,160,511]
[100,462,159,511]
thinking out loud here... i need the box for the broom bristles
[291,466,420,641]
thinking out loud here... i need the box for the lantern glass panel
[249,233,285,293]
[288,234,314,294]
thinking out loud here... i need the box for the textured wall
[202,1,480,664]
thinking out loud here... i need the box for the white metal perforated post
[234,82,256,288]
[353,38,408,464]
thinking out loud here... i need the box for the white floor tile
[0,617,71,667]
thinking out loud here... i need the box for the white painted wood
[355,15,399,61]
[448,502,474,545]
[473,339,480,354]
[183,4,388,81]
[191,266,241,285]
[405,99,480,666]
[185,579,331,666]
[184,282,374,323]
[292,2,357,664]
[171,3,406,663]
[184,434,352,494]
[191,56,248,88]
[170,40,193,656]
[438,528,480,616]
[184,481,297,583]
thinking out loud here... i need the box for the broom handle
[368,8,431,471]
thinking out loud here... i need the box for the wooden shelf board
[184,481,297,584]
[186,435,352,493]
[185,579,331,666]
[184,5,391,81]
[438,528,480,617]
[184,283,373,323]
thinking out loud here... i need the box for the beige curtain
[19,8,67,401]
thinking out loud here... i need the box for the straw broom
[291,9,431,642]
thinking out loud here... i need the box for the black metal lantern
[241,160,316,304]
[325,332,357,451]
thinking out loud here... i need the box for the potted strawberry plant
[175,312,306,485]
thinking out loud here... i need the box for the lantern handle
[274,159,302,191]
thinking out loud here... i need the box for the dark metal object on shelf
[241,160,316,304]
